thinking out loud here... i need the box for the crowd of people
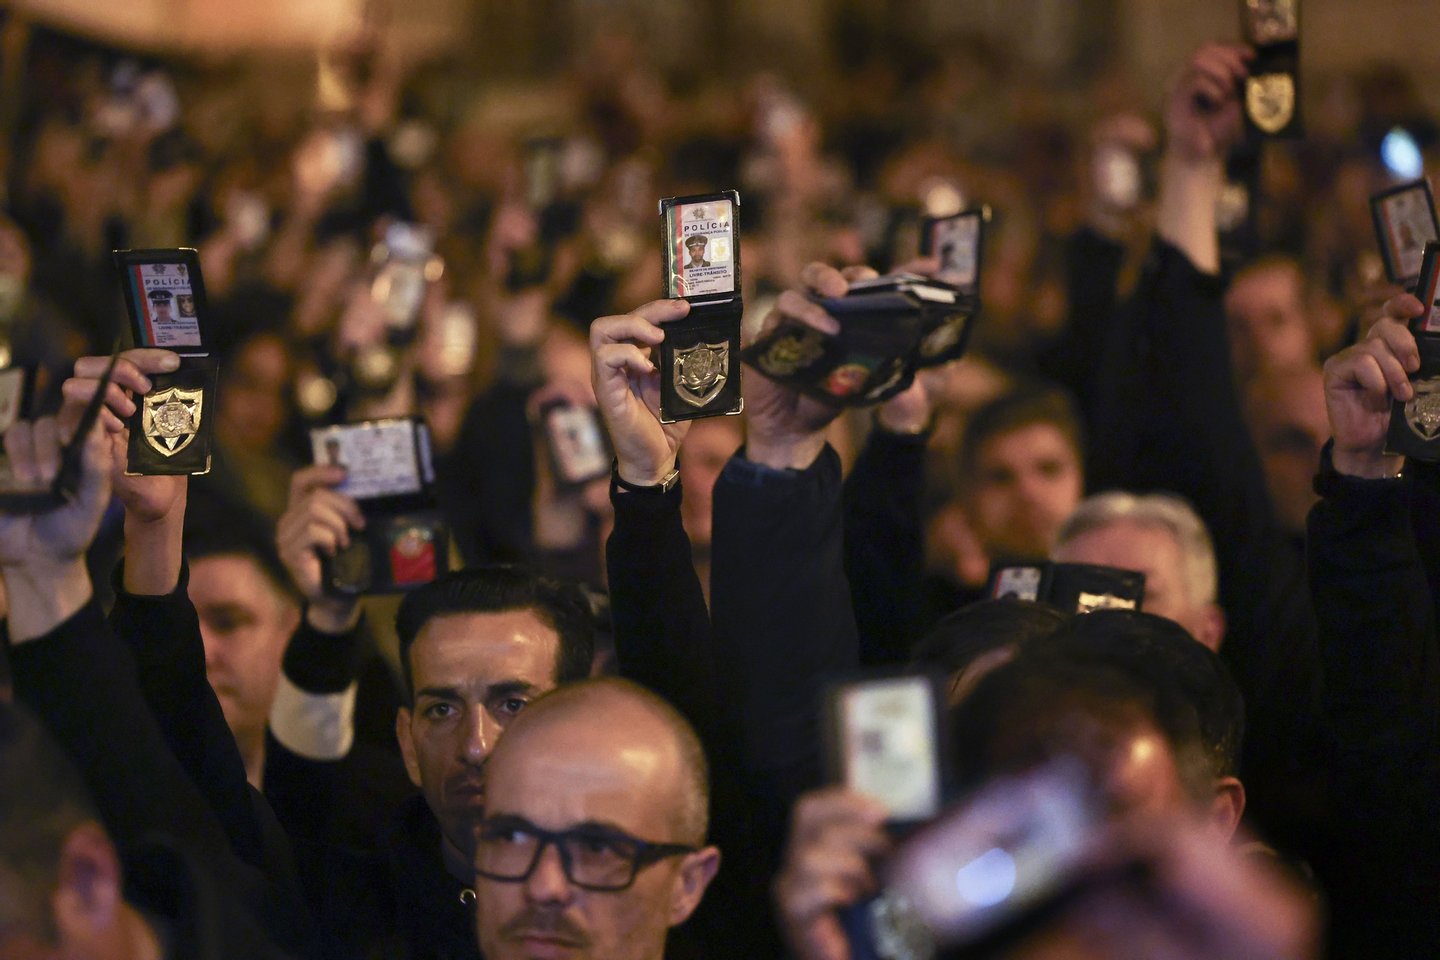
[0,14,1437,960]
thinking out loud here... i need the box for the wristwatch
[611,460,681,494]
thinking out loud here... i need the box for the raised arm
[2,411,311,954]
[1310,296,1440,956]
[712,262,864,797]
[64,350,270,869]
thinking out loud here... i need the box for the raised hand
[59,349,186,524]
[772,787,891,960]
[1165,43,1252,165]
[589,298,693,486]
[276,464,366,632]
[1323,292,1423,478]
[0,414,110,641]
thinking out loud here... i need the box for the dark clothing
[263,617,472,960]
[607,445,859,957]
[1086,239,1326,853]
[8,600,309,957]
[126,837,297,960]
[1307,456,1440,958]
[844,426,931,666]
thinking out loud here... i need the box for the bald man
[473,678,721,960]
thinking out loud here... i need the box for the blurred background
[0,0,1435,590]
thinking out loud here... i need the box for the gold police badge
[1405,377,1440,441]
[1246,73,1295,135]
[674,341,729,407]
[142,385,204,457]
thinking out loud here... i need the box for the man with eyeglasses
[473,677,720,960]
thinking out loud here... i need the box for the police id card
[664,194,738,300]
[114,248,216,476]
[657,191,744,422]
[117,251,205,352]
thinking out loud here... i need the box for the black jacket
[8,600,307,958]
[1087,239,1327,853]
[607,445,860,957]
[1307,456,1440,958]
[262,619,475,960]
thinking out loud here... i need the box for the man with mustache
[473,678,719,960]
[267,464,596,959]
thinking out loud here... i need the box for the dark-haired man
[184,516,302,788]
[266,461,595,959]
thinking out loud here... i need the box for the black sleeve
[843,426,929,667]
[606,478,718,720]
[1306,457,1440,957]
[1036,227,1128,418]
[605,476,776,958]
[1088,241,1323,827]
[10,601,313,956]
[710,445,859,794]
[108,563,264,866]
[262,616,381,851]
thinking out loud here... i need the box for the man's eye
[496,697,530,718]
[423,703,456,721]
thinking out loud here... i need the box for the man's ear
[396,707,423,789]
[51,821,123,943]
[667,847,721,928]
[1209,776,1246,842]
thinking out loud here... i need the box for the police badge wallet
[1241,0,1301,140]
[114,248,216,476]
[1387,242,1440,460]
[658,191,744,422]
[310,417,450,596]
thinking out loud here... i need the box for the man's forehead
[410,609,560,685]
[486,736,674,834]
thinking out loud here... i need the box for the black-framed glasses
[474,815,698,892]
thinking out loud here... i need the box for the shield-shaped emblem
[1246,73,1295,134]
[1406,378,1440,440]
[674,341,729,407]
[142,385,204,457]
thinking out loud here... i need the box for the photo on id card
[665,197,737,299]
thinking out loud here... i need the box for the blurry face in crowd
[678,419,741,550]
[191,554,300,760]
[1245,366,1328,536]
[0,220,31,283]
[218,333,291,454]
[967,422,1083,560]
[1225,263,1313,380]
[396,610,561,870]
[475,694,716,960]
[1053,519,1224,652]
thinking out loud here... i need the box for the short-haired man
[923,386,1085,620]
[1052,491,1226,651]
[268,463,595,959]
[473,677,720,960]
[184,513,302,788]
[958,386,1086,564]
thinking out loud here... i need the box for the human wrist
[1332,446,1405,480]
[122,510,185,596]
[1157,152,1223,274]
[744,431,827,471]
[306,595,362,635]
[3,559,92,644]
[615,455,678,489]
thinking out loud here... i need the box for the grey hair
[1054,491,1218,608]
